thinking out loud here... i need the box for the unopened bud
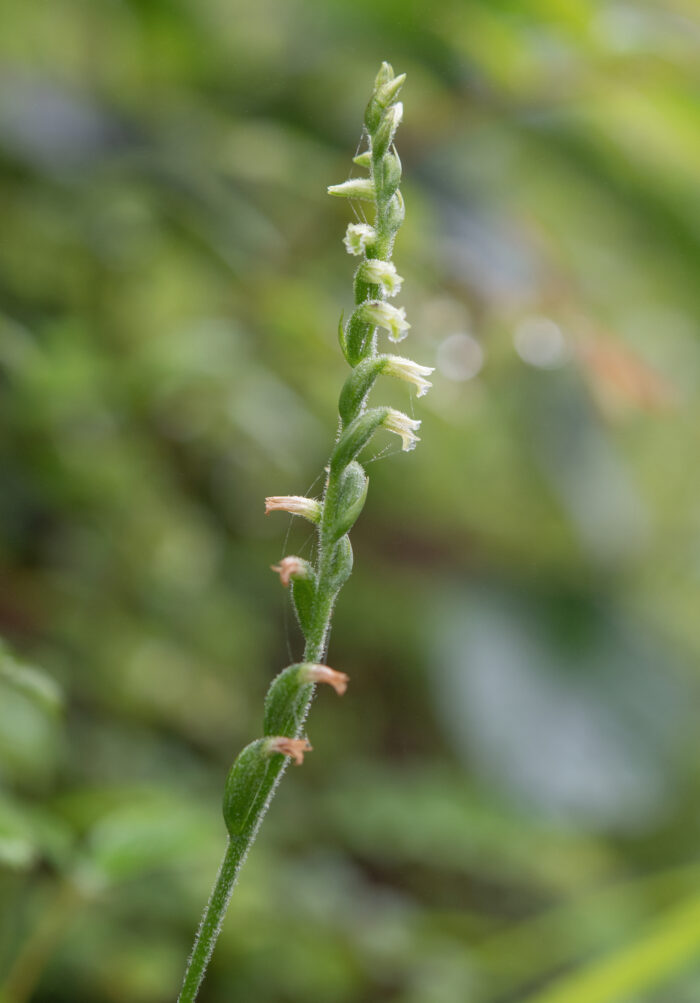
[377,73,406,107]
[300,663,349,695]
[352,150,371,168]
[328,179,375,201]
[360,300,410,343]
[374,61,395,91]
[358,259,403,297]
[383,355,434,397]
[271,556,309,587]
[382,408,421,451]
[265,495,321,523]
[344,223,376,256]
[265,736,312,765]
[373,102,403,158]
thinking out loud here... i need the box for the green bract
[177,61,432,1003]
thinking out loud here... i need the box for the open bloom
[383,408,421,451]
[300,663,349,696]
[327,179,375,201]
[340,223,373,256]
[265,736,312,765]
[383,356,434,397]
[344,223,376,256]
[359,259,403,297]
[265,495,321,523]
[360,300,410,342]
[270,556,308,587]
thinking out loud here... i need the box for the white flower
[382,408,421,451]
[360,300,410,342]
[327,179,375,201]
[359,259,403,297]
[265,495,321,523]
[383,356,434,397]
[343,223,376,256]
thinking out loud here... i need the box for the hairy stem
[177,469,342,1003]
[177,61,428,1002]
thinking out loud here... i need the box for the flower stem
[177,61,426,1002]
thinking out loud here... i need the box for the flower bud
[265,495,321,523]
[300,663,349,695]
[271,556,310,588]
[377,150,402,198]
[374,61,395,91]
[352,150,371,168]
[373,102,403,159]
[385,190,405,232]
[377,74,406,106]
[383,355,434,397]
[382,408,421,451]
[343,223,376,256]
[358,259,403,297]
[328,179,375,201]
[264,736,312,765]
[359,300,410,343]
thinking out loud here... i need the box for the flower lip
[382,408,421,451]
[344,223,376,256]
[270,556,308,587]
[301,663,349,696]
[265,736,312,765]
[383,355,434,397]
[360,300,410,343]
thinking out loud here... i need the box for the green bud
[345,308,374,366]
[374,61,395,91]
[385,190,405,232]
[339,357,386,425]
[331,461,369,542]
[330,534,353,590]
[330,408,388,473]
[223,739,272,837]
[291,574,316,635]
[352,150,371,168]
[328,179,375,201]
[376,150,402,200]
[264,664,313,738]
[372,103,403,160]
[376,73,406,107]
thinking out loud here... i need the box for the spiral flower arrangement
[178,62,432,1002]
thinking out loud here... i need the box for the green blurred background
[2,1,700,1001]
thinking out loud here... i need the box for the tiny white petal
[344,223,376,256]
[383,356,434,397]
[359,259,403,297]
[361,300,410,342]
[382,408,421,452]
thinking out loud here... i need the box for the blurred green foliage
[2,1,700,1001]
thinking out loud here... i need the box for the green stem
[178,470,342,1003]
[177,62,411,1003]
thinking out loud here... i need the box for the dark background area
[2,1,700,1001]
